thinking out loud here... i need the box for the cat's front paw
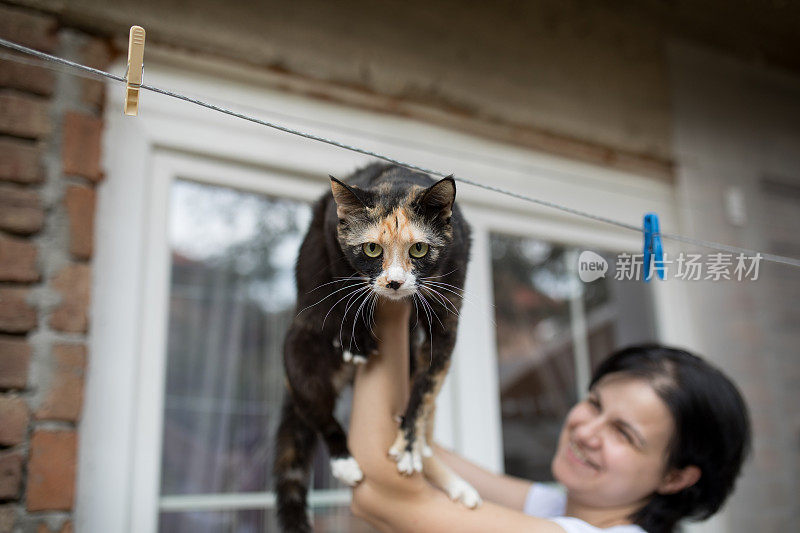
[388,430,423,475]
[446,477,482,509]
[342,350,368,365]
[330,456,364,487]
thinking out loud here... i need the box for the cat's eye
[362,242,383,258]
[409,242,429,258]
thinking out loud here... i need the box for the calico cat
[273,163,480,532]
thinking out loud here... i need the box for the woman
[348,299,751,533]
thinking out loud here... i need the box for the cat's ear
[330,176,368,219]
[419,176,456,221]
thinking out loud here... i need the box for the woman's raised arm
[348,299,563,533]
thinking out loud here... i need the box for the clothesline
[1,36,798,269]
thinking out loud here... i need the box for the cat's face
[330,176,455,301]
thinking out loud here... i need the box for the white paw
[447,478,482,509]
[396,450,423,475]
[352,354,368,365]
[388,430,423,474]
[421,444,434,458]
[330,456,363,487]
[342,349,353,363]
[388,429,407,460]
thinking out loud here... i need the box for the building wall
[670,43,800,530]
[0,4,111,531]
[9,0,678,180]
[0,1,798,532]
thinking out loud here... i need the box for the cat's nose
[386,280,401,290]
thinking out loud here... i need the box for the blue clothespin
[643,213,664,282]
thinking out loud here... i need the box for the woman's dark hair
[589,344,751,533]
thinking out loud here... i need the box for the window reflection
[491,234,577,481]
[491,236,657,482]
[160,180,376,532]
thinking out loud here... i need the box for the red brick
[0,138,43,184]
[0,504,14,532]
[0,234,38,282]
[35,344,85,423]
[80,39,112,110]
[26,430,76,511]
[0,396,28,446]
[0,91,51,139]
[0,336,30,389]
[61,113,102,181]
[0,185,44,235]
[0,58,55,96]
[0,5,58,52]
[49,264,90,334]
[64,186,95,260]
[0,452,22,500]
[0,288,36,334]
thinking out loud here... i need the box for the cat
[273,163,480,532]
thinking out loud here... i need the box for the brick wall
[0,4,111,532]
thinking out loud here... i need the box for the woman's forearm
[431,444,532,510]
[348,299,428,504]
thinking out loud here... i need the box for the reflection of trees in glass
[491,234,572,363]
[491,233,577,482]
[160,180,312,502]
[172,180,310,312]
[160,181,374,532]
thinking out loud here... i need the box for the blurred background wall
[0,1,797,531]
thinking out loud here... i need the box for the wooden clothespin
[643,213,665,282]
[124,26,146,116]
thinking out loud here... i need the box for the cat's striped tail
[273,395,317,533]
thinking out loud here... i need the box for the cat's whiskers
[349,287,376,354]
[423,280,497,326]
[411,294,420,331]
[322,283,370,329]
[419,280,471,303]
[420,268,459,280]
[366,292,379,340]
[413,292,435,366]
[307,274,367,293]
[416,290,445,330]
[423,280,479,308]
[297,281,367,318]
[421,279,465,294]
[419,285,460,317]
[339,285,373,351]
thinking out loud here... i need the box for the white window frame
[77,50,695,533]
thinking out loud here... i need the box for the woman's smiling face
[551,374,679,509]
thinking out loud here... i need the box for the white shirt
[523,483,647,533]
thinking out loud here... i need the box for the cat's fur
[273,163,478,532]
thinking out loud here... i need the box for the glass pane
[161,179,311,496]
[160,179,371,531]
[490,234,577,481]
[583,251,658,373]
